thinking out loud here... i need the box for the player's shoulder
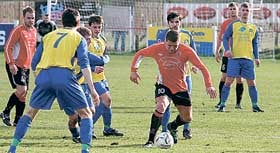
[36,19,43,25]
[180,29,192,36]
[49,21,56,26]
[99,34,107,43]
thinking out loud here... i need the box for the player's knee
[155,104,167,116]
[15,90,28,102]
[181,115,192,123]
[154,111,164,118]
[68,115,78,128]
[77,108,92,119]
[103,97,112,108]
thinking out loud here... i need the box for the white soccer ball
[155,132,174,149]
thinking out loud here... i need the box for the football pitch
[0,53,280,153]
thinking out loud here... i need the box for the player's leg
[55,68,93,153]
[12,68,30,126]
[64,106,80,143]
[1,64,21,126]
[167,91,191,144]
[96,80,123,136]
[144,84,170,147]
[91,82,105,136]
[80,83,97,139]
[8,106,39,153]
[13,85,28,126]
[216,56,228,108]
[235,76,244,109]
[218,59,239,112]
[161,104,171,132]
[183,75,192,139]
[240,59,263,112]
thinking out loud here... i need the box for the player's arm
[130,46,155,84]
[186,47,216,98]
[215,23,224,62]
[77,38,99,105]
[4,27,20,75]
[253,30,260,66]
[222,22,233,58]
[31,42,44,72]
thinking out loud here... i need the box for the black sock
[236,83,244,105]
[148,113,162,142]
[218,81,225,102]
[3,93,18,115]
[14,101,26,124]
[170,115,185,130]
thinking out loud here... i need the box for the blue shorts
[29,68,89,113]
[64,84,94,116]
[94,80,109,95]
[227,58,255,80]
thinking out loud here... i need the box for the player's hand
[224,50,232,58]
[215,51,221,63]
[206,87,216,99]
[191,66,199,74]
[255,59,260,67]
[130,71,141,84]
[9,64,18,75]
[94,66,104,74]
[91,89,100,106]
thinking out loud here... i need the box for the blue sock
[183,122,190,130]
[69,127,80,138]
[249,86,258,107]
[220,85,231,106]
[80,118,93,151]
[8,145,16,153]
[8,115,32,152]
[161,105,170,132]
[92,102,105,124]
[14,115,32,141]
[102,105,112,131]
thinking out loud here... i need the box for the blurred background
[0,0,279,59]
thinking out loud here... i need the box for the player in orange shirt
[130,30,216,146]
[1,6,37,127]
[215,2,244,109]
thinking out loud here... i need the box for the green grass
[0,53,280,153]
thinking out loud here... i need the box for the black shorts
[220,56,228,73]
[155,83,191,106]
[6,63,30,89]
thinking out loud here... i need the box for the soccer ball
[155,132,174,149]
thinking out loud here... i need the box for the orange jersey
[218,18,234,42]
[131,43,212,93]
[4,25,37,69]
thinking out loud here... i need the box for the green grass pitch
[0,53,280,153]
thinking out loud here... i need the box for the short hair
[62,8,80,27]
[167,12,181,22]
[165,30,179,42]
[22,6,34,17]
[228,2,238,8]
[241,2,250,8]
[76,27,92,37]
[88,15,103,26]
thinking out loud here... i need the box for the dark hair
[167,12,181,22]
[62,8,80,27]
[228,2,238,8]
[76,27,92,37]
[241,2,250,8]
[165,30,179,42]
[88,15,103,26]
[22,6,34,17]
